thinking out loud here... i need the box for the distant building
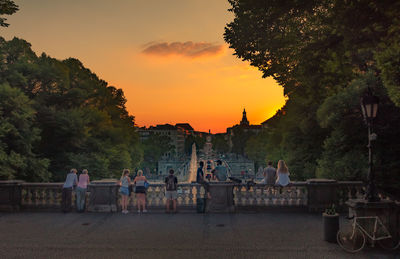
[225,109,263,151]
[138,123,196,158]
[226,108,263,135]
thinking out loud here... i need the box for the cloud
[142,41,224,58]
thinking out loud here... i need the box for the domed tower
[240,108,249,126]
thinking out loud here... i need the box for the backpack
[166,175,177,191]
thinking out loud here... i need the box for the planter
[323,212,339,243]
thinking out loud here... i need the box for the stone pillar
[205,183,235,213]
[87,180,119,212]
[307,179,338,212]
[0,180,24,212]
[346,199,399,240]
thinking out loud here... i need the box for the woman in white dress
[276,160,290,186]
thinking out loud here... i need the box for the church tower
[240,108,249,126]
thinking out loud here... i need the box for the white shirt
[276,171,290,186]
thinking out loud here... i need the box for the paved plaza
[0,212,398,259]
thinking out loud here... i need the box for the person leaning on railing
[61,168,78,213]
[133,170,148,213]
[76,169,90,212]
[119,169,131,214]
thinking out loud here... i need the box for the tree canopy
[225,0,400,196]
[0,37,143,181]
[0,0,18,27]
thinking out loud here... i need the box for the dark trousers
[61,187,72,212]
[197,180,210,197]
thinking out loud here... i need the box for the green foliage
[231,127,254,156]
[376,41,400,106]
[0,83,50,181]
[0,37,143,181]
[244,132,268,169]
[0,0,18,27]
[140,133,174,173]
[324,204,337,216]
[184,134,206,155]
[212,134,229,154]
[225,0,400,195]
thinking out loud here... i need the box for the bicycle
[337,215,400,253]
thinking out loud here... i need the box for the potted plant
[323,204,339,243]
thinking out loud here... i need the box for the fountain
[188,143,197,182]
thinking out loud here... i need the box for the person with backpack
[165,169,178,213]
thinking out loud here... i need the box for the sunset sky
[2,0,286,133]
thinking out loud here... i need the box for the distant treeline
[0,37,147,181]
[225,0,400,196]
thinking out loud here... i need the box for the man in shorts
[165,169,178,213]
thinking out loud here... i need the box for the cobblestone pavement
[0,212,398,259]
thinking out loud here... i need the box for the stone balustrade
[233,182,308,208]
[0,179,393,213]
[128,183,205,211]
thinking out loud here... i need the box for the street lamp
[360,89,379,202]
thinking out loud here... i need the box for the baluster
[235,185,242,206]
[32,188,37,206]
[38,187,44,206]
[289,187,296,205]
[244,186,251,205]
[177,185,182,205]
[45,188,51,207]
[146,186,153,206]
[53,188,59,206]
[259,186,265,205]
[158,185,165,206]
[22,187,28,205]
[188,185,194,206]
[280,188,287,205]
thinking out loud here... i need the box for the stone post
[205,182,235,213]
[87,180,119,212]
[307,179,338,212]
[0,180,24,212]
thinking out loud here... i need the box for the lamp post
[360,89,379,202]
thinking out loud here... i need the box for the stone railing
[233,182,308,208]
[21,183,66,210]
[0,179,376,213]
[127,183,205,211]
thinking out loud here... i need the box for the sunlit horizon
[1,0,286,133]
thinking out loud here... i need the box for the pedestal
[0,180,24,212]
[87,180,119,212]
[205,183,235,213]
[307,179,337,212]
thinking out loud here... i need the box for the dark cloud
[142,41,224,58]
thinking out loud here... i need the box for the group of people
[61,159,290,213]
[61,167,179,214]
[261,160,291,186]
[61,168,90,213]
[118,168,178,214]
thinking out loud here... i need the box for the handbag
[144,181,149,189]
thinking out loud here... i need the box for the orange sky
[1,0,286,133]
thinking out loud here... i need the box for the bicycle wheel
[378,237,400,250]
[337,227,366,253]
